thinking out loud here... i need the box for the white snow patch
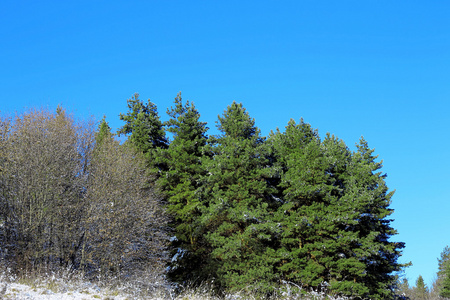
[1,282,129,300]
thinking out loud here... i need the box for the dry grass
[0,266,353,299]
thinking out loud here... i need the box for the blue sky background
[1,1,449,288]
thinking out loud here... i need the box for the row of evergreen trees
[114,92,406,299]
[397,246,450,299]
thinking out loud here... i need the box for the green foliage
[157,93,209,282]
[415,275,428,300]
[117,93,168,168]
[95,116,112,147]
[199,102,277,293]
[0,97,407,300]
[341,137,405,299]
[268,120,404,299]
[270,120,336,287]
[439,246,450,274]
[441,267,450,298]
[439,246,450,298]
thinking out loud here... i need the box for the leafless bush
[81,127,169,280]
[0,107,169,286]
[0,108,95,271]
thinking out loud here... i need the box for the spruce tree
[441,267,450,298]
[318,136,405,299]
[415,275,428,300]
[438,246,450,276]
[439,246,450,298]
[157,93,209,282]
[95,117,112,148]
[437,246,450,292]
[117,93,168,169]
[270,122,405,299]
[271,121,360,294]
[200,101,277,293]
[342,137,405,299]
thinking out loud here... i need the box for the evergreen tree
[344,137,405,299]
[157,93,209,282]
[117,93,168,169]
[415,275,428,300]
[270,123,405,299]
[439,246,450,298]
[438,246,450,288]
[95,116,112,147]
[270,120,336,289]
[200,101,277,293]
[438,246,450,275]
[270,123,371,297]
[441,267,450,298]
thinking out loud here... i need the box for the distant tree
[95,115,112,147]
[438,247,450,276]
[428,276,442,300]
[395,277,412,299]
[415,275,428,300]
[156,93,209,283]
[435,246,450,296]
[441,268,450,298]
[437,246,450,299]
[199,101,277,293]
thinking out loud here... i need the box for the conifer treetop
[216,101,259,140]
[117,93,168,154]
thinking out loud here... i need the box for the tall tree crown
[158,93,209,283]
[165,92,208,142]
[118,93,168,154]
[216,101,258,140]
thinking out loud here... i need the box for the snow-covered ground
[1,281,129,299]
[0,271,352,300]
[0,268,170,299]
[0,280,353,300]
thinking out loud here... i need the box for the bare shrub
[0,108,94,272]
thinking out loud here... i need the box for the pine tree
[269,124,405,299]
[95,116,112,147]
[441,267,450,298]
[157,93,209,282]
[415,275,428,300]
[117,93,168,169]
[438,246,450,275]
[333,137,405,299]
[200,101,277,293]
[270,122,371,296]
[270,120,335,289]
[439,246,450,298]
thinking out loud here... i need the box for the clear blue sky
[1,1,449,287]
